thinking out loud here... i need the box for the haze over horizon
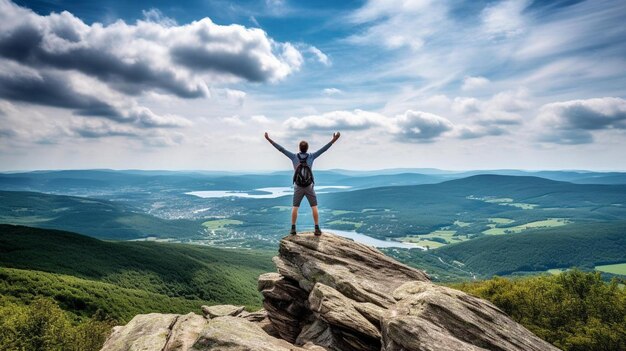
[1,0,625,171]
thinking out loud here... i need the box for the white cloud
[282,108,455,143]
[284,109,387,131]
[251,115,271,124]
[453,89,531,125]
[0,102,189,147]
[0,0,310,146]
[347,0,445,51]
[127,106,192,128]
[213,88,247,106]
[141,130,185,147]
[455,125,508,140]
[265,0,288,16]
[481,0,530,38]
[322,88,342,96]
[390,110,454,142]
[308,46,330,66]
[452,97,481,115]
[142,8,177,27]
[516,0,626,60]
[278,43,304,73]
[536,97,626,144]
[461,76,490,91]
[223,115,246,126]
[0,0,303,97]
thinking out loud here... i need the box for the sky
[1,0,625,171]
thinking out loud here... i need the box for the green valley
[0,224,274,314]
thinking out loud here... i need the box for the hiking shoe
[290,226,297,235]
[314,226,322,236]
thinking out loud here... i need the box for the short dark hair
[299,140,308,153]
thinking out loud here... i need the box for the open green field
[327,219,363,229]
[400,229,470,248]
[595,263,626,276]
[453,220,471,227]
[330,208,385,216]
[331,210,355,215]
[488,217,515,224]
[468,195,538,209]
[271,206,291,211]
[202,218,243,230]
[547,268,569,275]
[483,218,570,235]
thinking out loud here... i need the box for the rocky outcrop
[99,309,299,351]
[100,232,560,351]
[201,304,245,319]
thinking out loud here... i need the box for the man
[265,131,340,236]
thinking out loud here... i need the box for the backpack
[293,154,314,187]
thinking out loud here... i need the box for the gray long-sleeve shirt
[269,140,334,170]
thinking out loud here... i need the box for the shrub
[453,270,626,351]
[0,297,113,351]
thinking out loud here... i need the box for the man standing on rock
[265,132,340,236]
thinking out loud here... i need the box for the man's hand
[332,132,341,143]
[264,132,271,142]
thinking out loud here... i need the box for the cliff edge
[100,232,560,351]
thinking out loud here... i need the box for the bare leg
[311,206,319,226]
[291,206,299,225]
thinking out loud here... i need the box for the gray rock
[382,281,561,351]
[200,304,245,319]
[100,313,180,351]
[258,271,310,343]
[164,313,207,351]
[193,316,308,351]
[308,283,381,339]
[275,232,430,307]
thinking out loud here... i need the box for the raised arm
[311,132,340,159]
[265,132,295,159]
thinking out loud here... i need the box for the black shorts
[293,184,317,207]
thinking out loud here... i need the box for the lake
[186,186,351,199]
[326,229,425,249]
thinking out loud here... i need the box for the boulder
[274,232,429,307]
[192,316,309,351]
[382,281,561,351]
[163,313,207,351]
[100,313,186,351]
[201,304,245,319]
[258,272,310,343]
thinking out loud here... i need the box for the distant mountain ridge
[1,169,626,196]
[0,190,201,239]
